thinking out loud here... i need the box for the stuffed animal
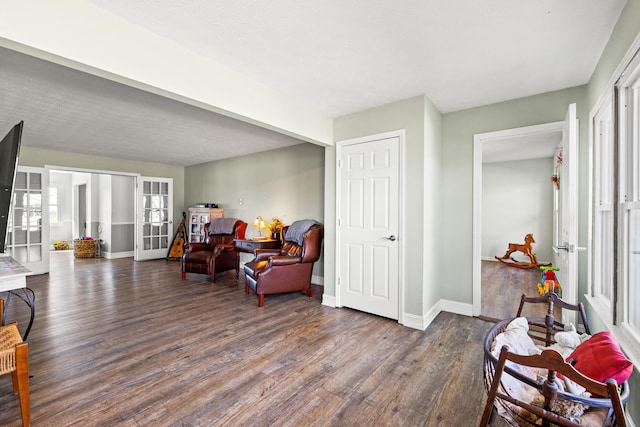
[520,384,589,424]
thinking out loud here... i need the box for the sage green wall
[333,95,441,317]
[183,143,326,276]
[422,97,443,311]
[18,146,185,235]
[588,0,640,107]
[441,86,589,304]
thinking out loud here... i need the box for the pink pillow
[567,331,633,384]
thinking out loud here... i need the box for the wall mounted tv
[0,121,23,254]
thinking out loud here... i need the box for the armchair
[181,218,247,283]
[244,220,323,307]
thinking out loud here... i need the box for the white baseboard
[311,275,324,286]
[401,299,474,331]
[322,294,336,307]
[318,294,475,332]
[401,302,439,330]
[102,251,134,259]
[440,299,474,317]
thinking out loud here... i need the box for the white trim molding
[401,299,474,331]
[322,294,336,308]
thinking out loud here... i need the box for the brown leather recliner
[244,220,323,307]
[181,218,247,283]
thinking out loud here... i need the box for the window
[619,59,640,336]
[591,97,614,316]
[591,50,640,347]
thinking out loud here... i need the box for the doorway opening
[473,121,563,319]
[49,168,137,261]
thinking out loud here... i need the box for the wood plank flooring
[0,251,496,426]
[480,260,547,320]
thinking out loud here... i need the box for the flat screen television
[0,121,23,253]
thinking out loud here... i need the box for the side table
[234,239,282,273]
[0,254,34,340]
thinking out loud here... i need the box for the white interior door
[553,103,579,306]
[135,176,173,261]
[338,133,400,320]
[7,166,49,274]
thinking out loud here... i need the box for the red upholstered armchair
[244,220,323,307]
[181,218,247,283]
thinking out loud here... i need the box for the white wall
[49,171,73,246]
[97,174,112,254]
[482,157,554,263]
[109,175,134,255]
[53,171,134,256]
[91,173,135,257]
[71,171,91,238]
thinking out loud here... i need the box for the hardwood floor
[480,260,548,321]
[0,252,495,426]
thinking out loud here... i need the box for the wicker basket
[74,239,97,258]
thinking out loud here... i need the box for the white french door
[135,176,173,261]
[7,166,49,274]
[553,103,579,310]
[337,131,402,320]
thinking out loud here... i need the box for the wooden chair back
[516,293,591,347]
[480,345,626,427]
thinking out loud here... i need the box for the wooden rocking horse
[495,233,551,269]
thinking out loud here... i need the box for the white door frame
[553,104,580,310]
[335,129,405,323]
[135,175,174,261]
[47,165,139,259]
[10,166,50,274]
[472,121,564,316]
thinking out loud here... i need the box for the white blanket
[490,317,589,422]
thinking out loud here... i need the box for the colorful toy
[537,266,562,297]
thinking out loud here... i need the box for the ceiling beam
[0,0,334,146]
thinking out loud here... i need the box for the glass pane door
[6,167,49,274]
[135,176,173,261]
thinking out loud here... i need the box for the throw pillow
[567,331,633,384]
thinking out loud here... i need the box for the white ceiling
[0,1,627,166]
[482,131,561,164]
[0,47,305,167]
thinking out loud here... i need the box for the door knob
[385,235,397,241]
[555,243,575,252]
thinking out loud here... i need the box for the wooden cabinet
[188,208,224,243]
